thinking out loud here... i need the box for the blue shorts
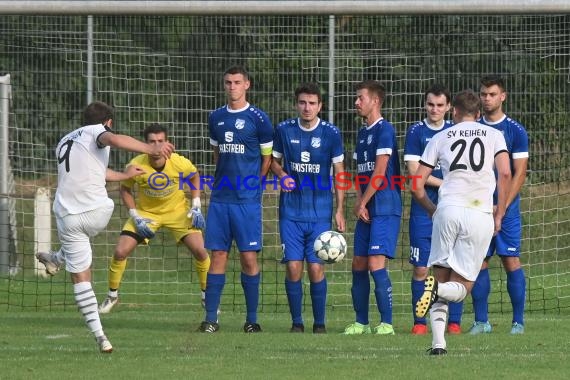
[205,201,262,252]
[487,213,521,257]
[279,219,331,264]
[408,215,433,267]
[354,215,400,259]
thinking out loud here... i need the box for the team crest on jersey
[301,151,311,162]
[367,134,373,145]
[224,131,234,142]
[235,119,245,130]
[311,137,321,148]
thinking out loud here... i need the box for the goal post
[0,74,18,276]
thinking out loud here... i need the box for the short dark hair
[83,101,114,126]
[355,80,386,103]
[480,75,506,92]
[452,90,481,117]
[223,65,250,81]
[294,82,322,103]
[424,83,451,104]
[143,123,168,142]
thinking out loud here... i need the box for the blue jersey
[208,103,273,204]
[273,118,344,223]
[479,115,529,218]
[353,118,402,217]
[404,119,453,218]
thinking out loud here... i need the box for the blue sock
[507,268,526,325]
[241,272,260,324]
[351,270,370,325]
[411,278,426,325]
[471,268,490,322]
[285,278,303,325]
[371,268,393,325]
[448,301,464,325]
[205,273,225,322]
[310,278,327,326]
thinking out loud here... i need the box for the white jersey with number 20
[419,121,508,213]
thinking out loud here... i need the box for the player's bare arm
[506,157,528,208]
[410,163,436,217]
[260,152,272,177]
[333,161,346,232]
[119,184,137,210]
[270,157,294,192]
[105,165,145,182]
[98,131,174,160]
[357,154,389,212]
[494,151,512,234]
[406,160,442,188]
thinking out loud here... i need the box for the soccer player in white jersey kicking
[271,82,345,333]
[36,101,174,353]
[404,83,463,335]
[98,123,211,314]
[198,65,273,333]
[411,90,511,355]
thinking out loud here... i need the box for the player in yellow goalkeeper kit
[99,123,210,313]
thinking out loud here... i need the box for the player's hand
[187,197,206,229]
[279,175,295,192]
[129,209,155,239]
[335,210,346,233]
[354,202,370,223]
[149,141,175,160]
[124,165,146,179]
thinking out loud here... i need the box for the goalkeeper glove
[129,209,155,239]
[187,197,206,230]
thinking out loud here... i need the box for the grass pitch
[2,310,569,380]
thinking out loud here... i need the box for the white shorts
[428,205,494,281]
[55,198,114,273]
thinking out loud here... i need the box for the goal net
[0,15,568,316]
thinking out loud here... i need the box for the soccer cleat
[312,324,327,334]
[96,335,113,353]
[98,296,119,314]
[198,320,219,333]
[428,347,447,355]
[411,323,428,335]
[342,322,371,335]
[36,251,61,276]
[243,322,262,333]
[447,323,462,335]
[510,322,525,335]
[415,276,438,318]
[468,321,492,335]
[290,323,305,333]
[374,322,395,335]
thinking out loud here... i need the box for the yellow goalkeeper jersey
[122,153,197,214]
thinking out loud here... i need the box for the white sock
[108,289,118,298]
[438,281,467,302]
[74,282,104,338]
[430,301,448,349]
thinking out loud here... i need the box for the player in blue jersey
[198,66,273,333]
[343,80,401,336]
[466,75,529,335]
[404,84,463,335]
[271,82,346,334]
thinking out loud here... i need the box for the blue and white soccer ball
[314,231,347,264]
